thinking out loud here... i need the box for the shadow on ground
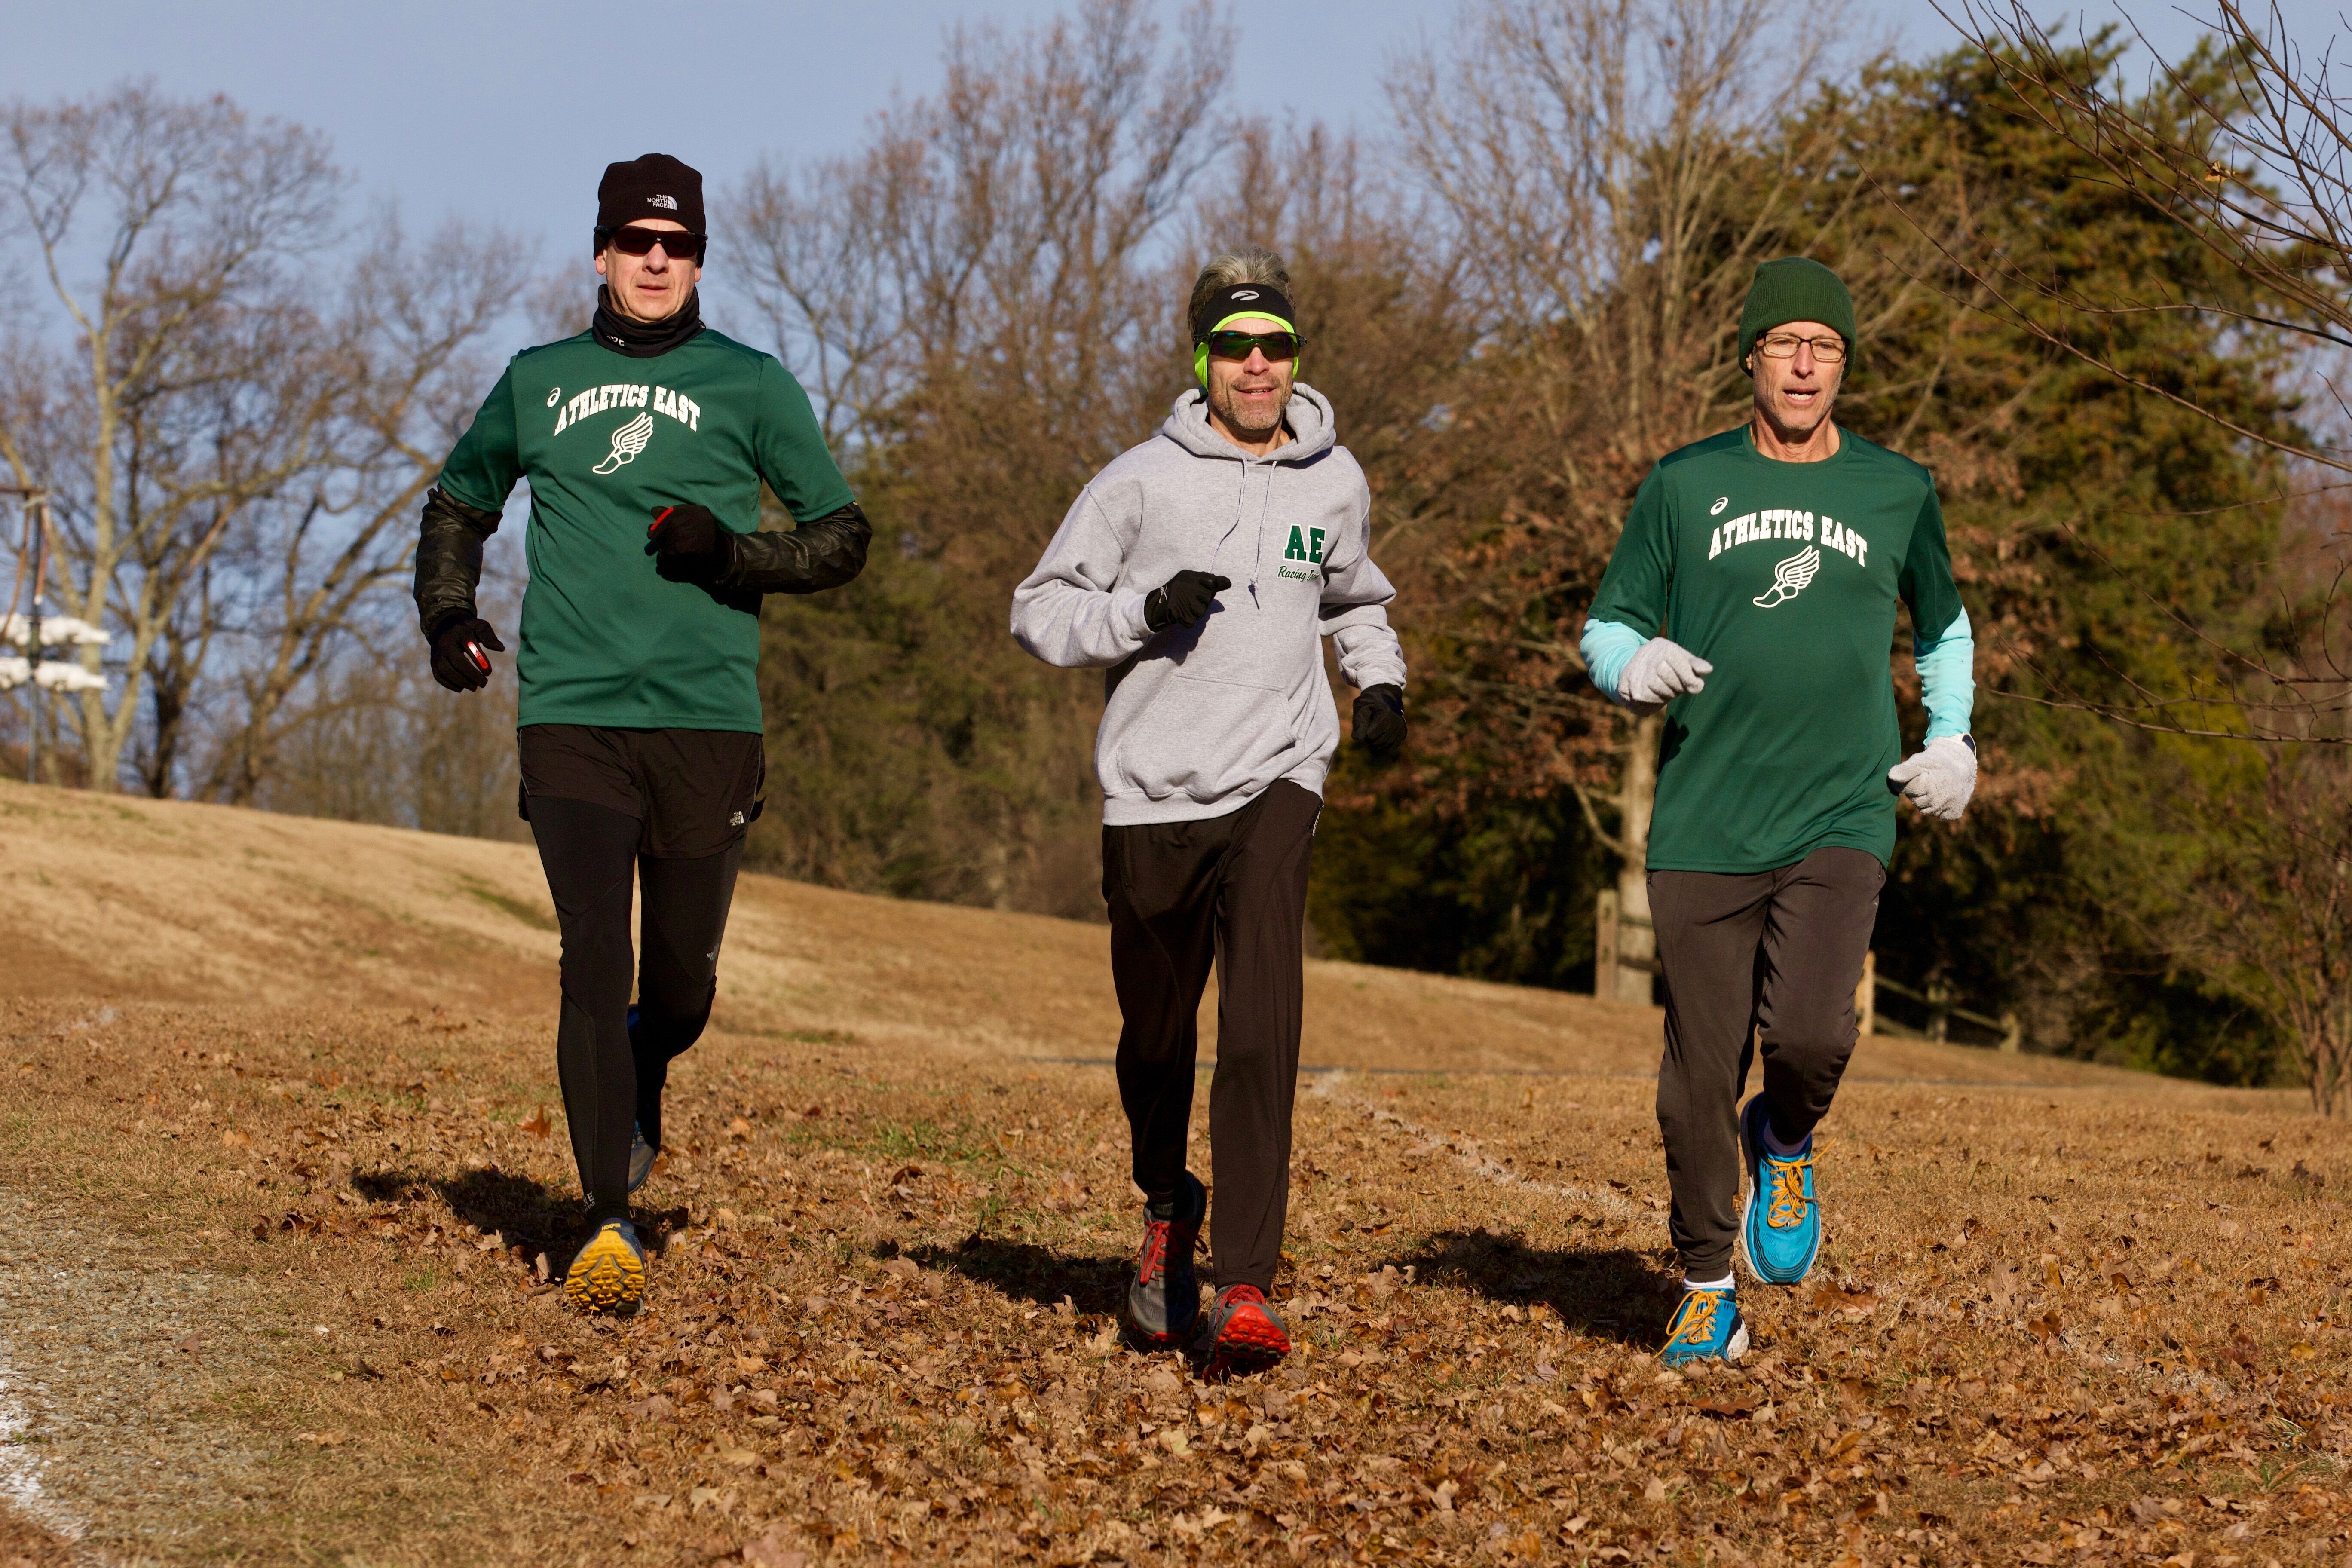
[351,1166,691,1257]
[1381,1228,1678,1350]
[909,1237,1131,1314]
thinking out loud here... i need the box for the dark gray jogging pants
[1650,846,1883,1280]
[1104,780,1320,1296]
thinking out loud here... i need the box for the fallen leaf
[743,1523,808,1568]
[518,1106,550,1138]
[220,1129,250,1149]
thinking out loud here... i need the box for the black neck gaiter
[593,285,706,358]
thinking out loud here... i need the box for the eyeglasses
[598,226,707,262]
[1204,329,1302,363]
[1755,332,1847,362]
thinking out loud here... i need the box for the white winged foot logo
[593,413,655,475]
[1753,545,1822,608]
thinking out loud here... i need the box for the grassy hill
[0,780,2341,1566]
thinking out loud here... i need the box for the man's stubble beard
[1210,381,1291,439]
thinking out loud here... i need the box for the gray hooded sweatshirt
[1011,384,1408,826]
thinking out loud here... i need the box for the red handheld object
[649,506,677,537]
[465,641,490,674]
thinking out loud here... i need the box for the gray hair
[1187,248,1293,337]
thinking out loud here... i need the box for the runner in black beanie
[415,153,870,1317]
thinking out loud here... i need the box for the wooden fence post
[1855,951,1875,1038]
[1999,1011,2021,1054]
[1595,890,1619,1001]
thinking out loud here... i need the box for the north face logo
[1283,526,1326,564]
[648,194,678,210]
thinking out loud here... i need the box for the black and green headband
[1191,283,1299,386]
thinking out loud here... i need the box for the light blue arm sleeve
[1580,618,1647,706]
[1914,608,1975,741]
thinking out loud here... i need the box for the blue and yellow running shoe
[1659,1286,1748,1366]
[565,1219,646,1316]
[1739,1094,1822,1285]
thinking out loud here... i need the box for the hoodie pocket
[1162,599,1308,694]
[1105,674,1299,805]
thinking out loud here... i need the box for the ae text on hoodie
[1011,385,1408,825]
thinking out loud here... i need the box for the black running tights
[528,795,742,1225]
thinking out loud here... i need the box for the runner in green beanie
[1577,251,1979,1368]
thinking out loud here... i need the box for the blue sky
[5,0,2332,269]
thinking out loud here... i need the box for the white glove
[1618,637,1713,716]
[1889,735,1977,821]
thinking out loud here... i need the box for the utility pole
[3,487,47,784]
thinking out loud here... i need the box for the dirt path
[0,1191,293,1561]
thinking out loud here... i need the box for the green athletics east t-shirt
[1589,425,1966,874]
[436,328,854,734]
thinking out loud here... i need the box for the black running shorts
[516,724,764,859]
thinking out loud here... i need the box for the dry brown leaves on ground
[3,998,2352,1565]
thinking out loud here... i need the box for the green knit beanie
[1738,257,1856,364]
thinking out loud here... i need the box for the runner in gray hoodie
[1011,250,1407,1376]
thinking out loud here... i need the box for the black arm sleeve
[714,503,872,596]
[412,486,504,637]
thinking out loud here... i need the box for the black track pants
[1650,845,1883,1279]
[1105,780,1320,1295]
[527,795,742,1225]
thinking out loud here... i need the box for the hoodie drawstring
[1248,461,1275,603]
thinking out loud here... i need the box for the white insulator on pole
[45,617,110,648]
[0,655,29,689]
[33,661,106,692]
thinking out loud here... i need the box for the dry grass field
[2,778,2349,1567]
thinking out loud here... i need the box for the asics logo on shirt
[1709,496,1730,516]
[1752,545,1822,608]
[593,413,655,475]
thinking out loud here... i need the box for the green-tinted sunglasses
[1203,328,1303,362]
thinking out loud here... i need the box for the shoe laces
[1765,1151,1813,1230]
[1136,1219,1171,1286]
[1221,1284,1267,1311]
[1669,1291,1723,1347]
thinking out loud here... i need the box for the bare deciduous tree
[726,0,1235,910]
[203,216,528,804]
[0,83,343,791]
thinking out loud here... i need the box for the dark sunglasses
[1204,328,1302,362]
[598,225,707,261]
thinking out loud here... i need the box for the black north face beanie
[597,154,705,233]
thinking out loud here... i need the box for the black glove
[429,615,504,693]
[1353,684,1406,759]
[1144,570,1233,631]
[648,503,731,583]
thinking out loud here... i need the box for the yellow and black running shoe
[565,1219,646,1316]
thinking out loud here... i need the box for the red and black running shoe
[1124,1171,1207,1348]
[1189,1283,1291,1379]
